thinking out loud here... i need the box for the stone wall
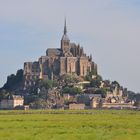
[69,103,85,110]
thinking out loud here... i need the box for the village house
[0,95,24,109]
[89,86,135,109]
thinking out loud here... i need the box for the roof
[85,94,102,100]
[10,95,24,100]
[46,48,62,56]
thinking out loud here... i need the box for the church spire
[64,18,67,35]
[61,18,69,41]
[61,18,70,53]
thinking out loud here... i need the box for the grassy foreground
[0,110,139,140]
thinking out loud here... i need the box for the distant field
[0,110,139,140]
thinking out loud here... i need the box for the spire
[90,54,92,61]
[64,18,67,35]
[61,18,70,42]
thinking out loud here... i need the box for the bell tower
[61,19,70,54]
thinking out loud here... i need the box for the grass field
[0,110,140,140]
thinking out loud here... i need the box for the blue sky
[0,0,140,92]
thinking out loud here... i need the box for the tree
[89,75,103,88]
[39,79,53,89]
[0,90,9,100]
[90,79,101,88]
[2,69,23,91]
[62,87,82,95]
[111,81,120,88]
[59,74,82,86]
[85,70,98,81]
[94,88,106,98]
[30,98,48,109]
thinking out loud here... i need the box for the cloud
[0,0,140,92]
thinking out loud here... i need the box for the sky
[0,0,140,92]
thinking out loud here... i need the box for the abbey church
[24,20,97,86]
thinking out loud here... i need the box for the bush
[62,87,82,95]
[2,69,23,91]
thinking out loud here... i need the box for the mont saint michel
[24,20,97,88]
[0,1,140,140]
[0,20,139,111]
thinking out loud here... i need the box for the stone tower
[61,19,71,55]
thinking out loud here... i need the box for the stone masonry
[24,20,97,87]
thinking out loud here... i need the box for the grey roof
[46,48,62,56]
[85,94,102,99]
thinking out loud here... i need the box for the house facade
[0,95,24,109]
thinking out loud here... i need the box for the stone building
[91,96,102,108]
[69,103,85,110]
[0,95,24,109]
[24,20,97,87]
[90,88,135,109]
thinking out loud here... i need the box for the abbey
[24,20,97,86]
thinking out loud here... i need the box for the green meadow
[0,110,139,140]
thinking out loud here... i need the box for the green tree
[90,75,102,88]
[59,74,82,86]
[85,70,98,81]
[111,81,120,88]
[2,69,23,91]
[30,98,48,109]
[94,88,106,98]
[39,79,53,89]
[0,90,9,100]
[62,87,82,95]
